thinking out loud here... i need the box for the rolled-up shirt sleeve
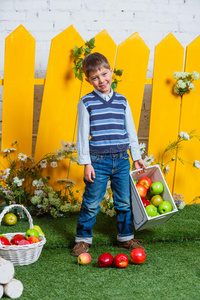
[76,100,91,165]
[125,101,141,161]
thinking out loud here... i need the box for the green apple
[25,228,39,239]
[158,201,172,214]
[150,181,164,195]
[145,204,158,217]
[151,195,163,207]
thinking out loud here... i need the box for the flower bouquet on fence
[0,141,81,218]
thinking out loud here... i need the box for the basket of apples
[0,204,46,266]
[130,165,178,231]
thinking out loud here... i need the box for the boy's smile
[86,67,113,95]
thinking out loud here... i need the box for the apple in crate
[138,176,152,190]
[145,204,158,217]
[150,181,164,195]
[114,253,129,268]
[151,195,163,207]
[136,184,147,198]
[98,253,113,267]
[27,236,41,244]
[141,199,150,208]
[78,253,91,265]
[158,201,172,214]
[0,235,10,245]
[11,234,26,245]
[130,248,146,264]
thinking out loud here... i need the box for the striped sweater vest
[82,91,130,154]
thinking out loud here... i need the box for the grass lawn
[1,204,200,300]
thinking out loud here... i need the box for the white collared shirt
[76,89,141,165]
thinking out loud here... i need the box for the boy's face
[86,67,113,95]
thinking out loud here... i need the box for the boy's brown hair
[82,52,110,78]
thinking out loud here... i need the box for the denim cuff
[75,236,93,244]
[117,234,134,242]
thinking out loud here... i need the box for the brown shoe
[118,239,145,251]
[71,241,89,257]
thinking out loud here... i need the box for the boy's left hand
[134,159,146,174]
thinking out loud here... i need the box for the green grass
[1,204,200,299]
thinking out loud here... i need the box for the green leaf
[114,69,123,76]
[111,82,117,90]
[86,38,95,48]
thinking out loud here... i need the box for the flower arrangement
[0,141,81,218]
[173,71,199,95]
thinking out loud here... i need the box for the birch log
[4,279,23,299]
[0,257,15,284]
[0,285,3,298]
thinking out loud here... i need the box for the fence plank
[68,30,117,194]
[34,25,84,191]
[115,32,150,133]
[173,35,200,204]
[148,34,184,191]
[1,25,35,158]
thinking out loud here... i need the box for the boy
[71,52,146,256]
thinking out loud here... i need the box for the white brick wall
[0,0,200,149]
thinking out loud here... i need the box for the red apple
[11,235,26,245]
[78,253,91,265]
[98,253,113,267]
[0,236,10,245]
[18,239,30,245]
[136,184,147,198]
[130,248,146,264]
[138,176,152,190]
[26,236,41,244]
[142,199,150,208]
[13,234,26,240]
[114,253,129,268]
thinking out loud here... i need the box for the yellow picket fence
[0,25,200,204]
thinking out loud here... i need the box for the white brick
[50,0,82,11]
[0,11,26,21]
[14,0,48,11]
[0,0,14,11]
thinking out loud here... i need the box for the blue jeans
[75,151,134,244]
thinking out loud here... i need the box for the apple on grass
[130,249,146,265]
[0,236,10,245]
[98,253,113,267]
[151,195,163,207]
[3,213,17,226]
[138,176,152,190]
[114,253,129,268]
[145,204,158,217]
[158,201,172,214]
[150,181,164,195]
[136,184,147,198]
[78,253,91,265]
[26,236,41,244]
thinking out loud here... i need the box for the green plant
[0,141,80,218]
[73,38,123,91]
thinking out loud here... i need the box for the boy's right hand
[84,164,95,183]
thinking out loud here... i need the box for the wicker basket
[0,204,46,266]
